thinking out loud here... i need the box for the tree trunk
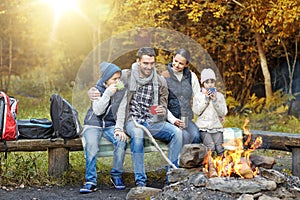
[255,32,273,99]
[7,33,12,93]
[281,39,298,95]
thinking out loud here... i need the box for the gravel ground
[0,184,130,200]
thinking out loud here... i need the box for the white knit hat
[200,68,216,84]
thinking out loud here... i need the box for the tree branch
[232,0,245,8]
[132,116,178,169]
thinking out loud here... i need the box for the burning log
[238,158,254,179]
[208,158,218,178]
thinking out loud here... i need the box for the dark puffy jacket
[161,63,193,119]
[83,82,124,128]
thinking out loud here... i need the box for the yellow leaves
[243,94,266,114]
[213,11,221,18]
[275,105,288,114]
[226,96,241,111]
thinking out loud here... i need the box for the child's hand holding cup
[207,87,217,97]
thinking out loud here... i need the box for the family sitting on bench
[80,47,228,194]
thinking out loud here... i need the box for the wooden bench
[0,137,168,177]
[0,129,299,178]
[250,130,300,177]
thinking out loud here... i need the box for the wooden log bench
[250,130,300,177]
[0,129,299,178]
[0,137,168,178]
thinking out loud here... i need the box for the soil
[0,184,129,200]
[0,150,295,200]
[0,176,164,200]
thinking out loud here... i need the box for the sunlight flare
[41,0,78,16]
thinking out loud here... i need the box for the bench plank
[250,130,300,151]
[0,138,83,152]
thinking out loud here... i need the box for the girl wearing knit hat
[192,68,228,156]
[80,62,127,193]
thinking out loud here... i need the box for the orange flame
[204,119,263,179]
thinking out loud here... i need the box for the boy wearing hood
[80,62,127,194]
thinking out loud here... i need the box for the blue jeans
[125,120,183,186]
[182,120,201,145]
[83,126,127,186]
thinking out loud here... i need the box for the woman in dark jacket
[161,48,201,145]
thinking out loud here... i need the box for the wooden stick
[132,117,178,169]
[232,0,245,8]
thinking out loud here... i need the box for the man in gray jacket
[115,47,183,187]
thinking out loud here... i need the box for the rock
[259,168,287,184]
[206,176,276,194]
[250,155,276,169]
[179,144,208,168]
[237,194,254,200]
[258,194,280,200]
[187,172,208,187]
[277,186,296,199]
[167,168,189,183]
[126,186,162,200]
[167,168,199,184]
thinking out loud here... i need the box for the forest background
[0,0,300,186]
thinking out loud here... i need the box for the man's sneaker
[110,177,126,190]
[79,183,97,194]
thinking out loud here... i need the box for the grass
[1,94,299,186]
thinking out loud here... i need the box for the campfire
[203,119,263,179]
[127,119,300,200]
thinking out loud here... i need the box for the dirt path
[0,184,131,200]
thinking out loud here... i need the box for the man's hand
[88,87,101,101]
[114,130,127,142]
[155,105,166,116]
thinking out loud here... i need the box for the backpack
[0,91,18,141]
[50,94,82,142]
[0,91,18,158]
[18,118,54,139]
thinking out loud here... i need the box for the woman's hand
[174,119,185,128]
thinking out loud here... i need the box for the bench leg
[292,147,300,177]
[48,147,69,177]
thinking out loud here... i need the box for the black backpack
[50,94,82,141]
[18,118,54,139]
